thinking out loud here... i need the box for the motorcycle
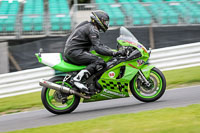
[36,26,166,114]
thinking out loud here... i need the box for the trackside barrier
[149,42,200,71]
[0,67,54,98]
[0,42,200,98]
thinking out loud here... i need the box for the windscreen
[118,26,139,43]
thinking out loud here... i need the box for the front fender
[140,65,155,79]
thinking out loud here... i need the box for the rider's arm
[89,26,115,56]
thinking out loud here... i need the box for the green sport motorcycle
[36,27,166,114]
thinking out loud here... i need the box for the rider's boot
[73,69,91,94]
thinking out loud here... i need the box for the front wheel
[130,67,166,102]
[41,76,80,114]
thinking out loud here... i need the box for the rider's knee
[87,58,106,74]
[95,59,106,71]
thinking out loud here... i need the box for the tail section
[36,53,62,67]
[35,53,86,72]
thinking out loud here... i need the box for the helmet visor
[103,20,109,28]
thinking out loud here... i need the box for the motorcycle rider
[64,10,125,93]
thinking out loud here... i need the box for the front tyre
[130,67,166,102]
[41,76,80,114]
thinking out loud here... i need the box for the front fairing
[117,27,149,60]
[98,27,151,85]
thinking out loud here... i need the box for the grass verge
[0,92,42,115]
[0,66,200,115]
[163,66,200,89]
[6,104,200,133]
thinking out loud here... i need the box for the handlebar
[115,46,142,61]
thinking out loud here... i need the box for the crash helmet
[90,10,110,32]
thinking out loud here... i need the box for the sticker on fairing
[108,71,115,78]
[137,45,142,48]
[137,60,145,66]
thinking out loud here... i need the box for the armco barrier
[0,67,54,98]
[149,42,200,71]
[0,42,200,98]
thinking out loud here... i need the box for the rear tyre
[41,76,80,114]
[130,67,166,102]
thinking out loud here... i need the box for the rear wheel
[130,67,166,102]
[41,76,80,114]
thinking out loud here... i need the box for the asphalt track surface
[0,86,200,132]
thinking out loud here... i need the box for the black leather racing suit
[64,21,114,74]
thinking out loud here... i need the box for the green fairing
[52,60,86,72]
[101,63,123,79]
[53,54,86,72]
[84,54,153,102]
[84,61,154,103]
[141,65,155,79]
[83,78,130,102]
[123,64,139,81]
[117,40,149,58]
[117,40,132,47]
[90,50,113,62]
[35,53,86,72]
[36,52,113,73]
[83,87,129,102]
[100,61,138,82]
[84,62,130,103]
[53,51,113,72]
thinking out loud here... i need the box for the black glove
[113,49,126,57]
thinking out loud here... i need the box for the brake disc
[53,91,63,103]
[138,75,158,94]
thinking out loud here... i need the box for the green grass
[0,66,200,115]
[6,104,200,133]
[0,92,42,115]
[163,66,200,89]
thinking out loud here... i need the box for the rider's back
[64,21,98,53]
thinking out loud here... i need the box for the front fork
[138,70,151,87]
